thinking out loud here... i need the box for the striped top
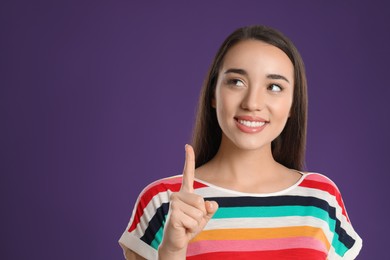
[119,172,362,259]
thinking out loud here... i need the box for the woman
[119,25,362,259]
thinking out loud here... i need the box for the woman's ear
[288,106,292,118]
[211,97,216,108]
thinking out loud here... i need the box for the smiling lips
[234,116,268,133]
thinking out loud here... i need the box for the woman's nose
[241,87,265,111]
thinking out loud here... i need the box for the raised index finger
[181,144,195,193]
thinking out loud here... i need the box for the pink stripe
[149,176,182,185]
[147,176,208,188]
[187,237,327,257]
[304,173,336,187]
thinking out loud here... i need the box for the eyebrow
[267,74,290,84]
[224,68,290,84]
[224,68,248,76]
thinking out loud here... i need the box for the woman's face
[213,40,294,151]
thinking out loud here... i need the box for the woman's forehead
[220,40,294,80]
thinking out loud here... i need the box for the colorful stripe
[187,236,328,256]
[190,226,330,248]
[186,248,327,260]
[119,173,362,259]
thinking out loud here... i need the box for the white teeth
[238,120,265,127]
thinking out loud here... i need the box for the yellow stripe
[191,226,330,250]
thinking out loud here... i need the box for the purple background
[2,1,389,259]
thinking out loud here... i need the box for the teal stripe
[150,219,166,250]
[214,205,349,255]
[332,232,349,256]
[213,205,331,222]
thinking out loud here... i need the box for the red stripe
[187,248,327,260]
[299,179,349,222]
[128,179,207,232]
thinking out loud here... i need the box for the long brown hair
[191,25,308,170]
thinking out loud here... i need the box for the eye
[268,84,283,92]
[227,79,245,87]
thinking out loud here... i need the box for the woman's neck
[212,139,277,178]
[195,135,298,193]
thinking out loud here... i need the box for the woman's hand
[158,145,218,259]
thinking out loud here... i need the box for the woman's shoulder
[137,174,210,201]
[299,172,342,194]
[138,175,183,197]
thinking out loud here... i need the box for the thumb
[198,201,218,232]
[205,200,219,219]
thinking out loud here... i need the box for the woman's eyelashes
[226,79,283,92]
[268,83,283,92]
[224,76,285,93]
[226,78,246,88]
